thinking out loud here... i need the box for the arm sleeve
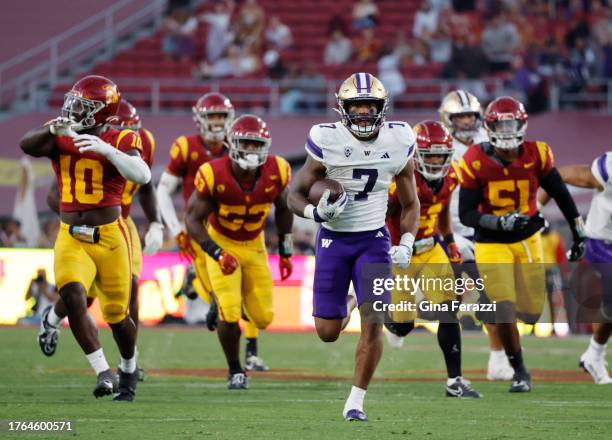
[392,124,416,175]
[142,128,156,167]
[157,172,183,238]
[111,130,150,184]
[539,168,580,226]
[459,186,484,229]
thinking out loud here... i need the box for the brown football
[308,178,344,205]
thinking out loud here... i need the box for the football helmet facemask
[227,114,271,170]
[439,90,482,144]
[61,75,120,132]
[413,120,454,181]
[336,72,388,140]
[484,96,528,151]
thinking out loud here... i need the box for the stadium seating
[49,0,429,111]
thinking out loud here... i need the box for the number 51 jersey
[305,121,416,232]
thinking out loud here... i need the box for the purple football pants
[312,226,391,319]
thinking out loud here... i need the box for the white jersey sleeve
[586,152,612,240]
[307,121,415,232]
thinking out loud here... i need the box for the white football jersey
[586,152,612,241]
[306,121,416,232]
[449,127,489,238]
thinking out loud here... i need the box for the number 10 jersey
[305,121,416,232]
[52,129,142,212]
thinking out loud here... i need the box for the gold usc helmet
[438,90,482,144]
[336,72,388,139]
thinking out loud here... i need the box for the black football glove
[498,211,530,232]
[567,217,586,261]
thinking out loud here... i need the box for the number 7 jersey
[52,129,142,212]
[305,121,416,232]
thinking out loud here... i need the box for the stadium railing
[0,0,165,110]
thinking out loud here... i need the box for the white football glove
[313,189,348,222]
[389,233,415,269]
[45,117,78,137]
[74,134,115,156]
[143,222,164,256]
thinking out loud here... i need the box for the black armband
[479,214,500,231]
[200,239,221,260]
[459,187,485,228]
[278,233,293,257]
[443,234,455,245]
[539,168,580,225]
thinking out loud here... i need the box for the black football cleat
[93,369,117,398]
[445,377,482,398]
[113,369,138,402]
[509,370,532,393]
[227,372,249,390]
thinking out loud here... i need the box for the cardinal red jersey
[194,155,291,241]
[52,129,142,213]
[166,134,226,204]
[458,140,554,242]
[121,128,156,218]
[387,164,459,245]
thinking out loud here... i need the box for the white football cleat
[580,351,612,384]
[487,352,514,381]
[384,329,405,349]
[245,355,269,372]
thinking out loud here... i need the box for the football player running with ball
[386,120,482,398]
[458,96,585,393]
[157,93,269,371]
[20,76,151,401]
[288,73,420,421]
[185,115,293,389]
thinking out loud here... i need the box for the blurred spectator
[37,218,59,248]
[430,0,451,11]
[327,4,350,36]
[452,0,476,13]
[25,269,58,319]
[196,44,260,78]
[444,32,487,78]
[162,7,198,62]
[562,36,597,92]
[265,16,293,51]
[352,0,379,30]
[378,46,406,97]
[324,30,352,66]
[233,0,265,52]
[413,1,439,40]
[428,26,453,63]
[352,28,384,63]
[280,62,326,115]
[481,13,520,72]
[511,51,548,113]
[199,0,235,63]
[0,218,27,247]
[294,229,316,256]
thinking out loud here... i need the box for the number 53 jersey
[52,129,142,212]
[305,121,416,232]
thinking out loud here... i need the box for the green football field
[1,326,611,440]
